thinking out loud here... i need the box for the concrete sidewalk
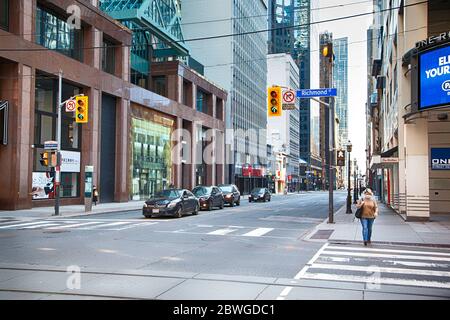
[0,201,144,220]
[305,202,450,247]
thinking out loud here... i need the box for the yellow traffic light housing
[39,152,49,167]
[75,96,88,123]
[268,86,282,117]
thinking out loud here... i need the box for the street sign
[282,89,297,110]
[44,140,58,150]
[65,99,76,112]
[297,88,337,98]
[337,149,346,166]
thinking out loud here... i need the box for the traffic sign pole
[54,70,62,216]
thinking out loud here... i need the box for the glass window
[0,0,8,31]
[35,6,83,61]
[153,76,166,97]
[196,89,205,113]
[60,172,79,198]
[102,39,116,75]
[40,115,53,143]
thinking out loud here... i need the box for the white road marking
[79,221,133,230]
[111,222,159,231]
[301,272,450,289]
[22,223,59,229]
[0,221,50,229]
[46,222,103,230]
[207,228,238,235]
[279,287,293,297]
[310,263,450,277]
[242,228,274,237]
[294,243,329,280]
[318,256,450,268]
[322,250,450,262]
[327,245,450,257]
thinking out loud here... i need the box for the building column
[172,117,183,188]
[216,129,225,185]
[0,63,34,210]
[206,128,215,186]
[405,118,430,221]
[115,98,129,202]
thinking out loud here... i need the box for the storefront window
[33,76,82,199]
[130,116,173,200]
[0,0,8,31]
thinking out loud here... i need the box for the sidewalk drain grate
[311,230,334,239]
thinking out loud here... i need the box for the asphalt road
[0,191,449,300]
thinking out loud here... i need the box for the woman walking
[356,188,378,246]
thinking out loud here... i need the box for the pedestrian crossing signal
[268,86,282,117]
[39,152,49,167]
[75,96,88,123]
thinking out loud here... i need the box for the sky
[314,0,373,173]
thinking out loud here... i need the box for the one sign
[85,165,94,198]
[44,140,58,150]
[381,157,399,164]
[282,89,297,110]
[297,88,337,98]
[31,172,55,200]
[65,99,76,112]
[431,148,450,170]
[419,44,450,110]
[337,149,346,166]
[60,151,81,173]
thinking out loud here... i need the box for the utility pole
[346,141,352,213]
[54,70,63,216]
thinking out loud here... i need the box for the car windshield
[252,188,264,193]
[154,190,180,199]
[193,187,212,196]
[219,185,233,192]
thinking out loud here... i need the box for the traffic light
[322,43,333,61]
[268,86,282,117]
[75,96,88,123]
[39,152,49,167]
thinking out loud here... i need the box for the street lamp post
[346,141,352,214]
[353,159,358,204]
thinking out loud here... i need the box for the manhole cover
[311,230,334,239]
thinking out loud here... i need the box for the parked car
[249,187,271,202]
[218,184,241,206]
[192,186,224,210]
[143,189,199,218]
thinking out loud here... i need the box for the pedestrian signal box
[75,96,88,123]
[39,152,49,167]
[268,86,282,117]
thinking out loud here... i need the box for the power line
[0,1,427,52]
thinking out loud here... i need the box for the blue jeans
[360,218,375,242]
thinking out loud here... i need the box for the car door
[182,190,192,212]
[212,187,220,206]
[233,185,239,202]
[187,191,197,211]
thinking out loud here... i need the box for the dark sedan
[192,186,224,210]
[143,189,199,218]
[218,184,241,207]
[249,187,271,202]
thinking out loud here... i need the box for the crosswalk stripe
[310,263,450,277]
[208,228,237,235]
[46,222,103,230]
[21,223,59,229]
[322,250,450,262]
[0,221,50,229]
[242,228,274,237]
[318,255,450,268]
[79,222,132,230]
[301,272,450,289]
[327,245,450,257]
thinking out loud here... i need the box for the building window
[131,70,148,89]
[32,76,82,200]
[0,0,8,31]
[102,39,116,75]
[183,80,192,107]
[35,6,83,61]
[153,76,167,97]
[196,89,206,113]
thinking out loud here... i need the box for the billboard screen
[419,44,450,110]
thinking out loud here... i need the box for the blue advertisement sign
[297,88,337,98]
[419,44,450,110]
[431,148,450,170]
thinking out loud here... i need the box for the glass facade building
[130,108,174,200]
[333,37,349,143]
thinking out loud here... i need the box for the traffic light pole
[54,70,63,216]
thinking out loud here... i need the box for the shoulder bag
[355,202,364,219]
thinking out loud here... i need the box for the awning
[381,146,398,158]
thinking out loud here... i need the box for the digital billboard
[419,44,450,110]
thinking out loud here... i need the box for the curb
[302,203,349,242]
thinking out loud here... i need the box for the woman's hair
[364,188,373,196]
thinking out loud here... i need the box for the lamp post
[346,141,352,213]
[353,159,358,204]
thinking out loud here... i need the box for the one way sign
[337,150,346,166]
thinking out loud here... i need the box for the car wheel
[175,207,183,218]
[236,198,240,206]
[230,200,234,207]
[192,204,199,215]
[144,215,151,219]
[220,200,224,209]
[249,198,252,202]
[208,200,213,211]
[268,197,271,202]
